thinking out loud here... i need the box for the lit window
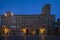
[11,26,16,28]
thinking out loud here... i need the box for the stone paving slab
[0,35,60,40]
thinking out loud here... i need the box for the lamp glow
[4,13,7,16]
[40,28,46,34]
[4,28,9,34]
[22,28,26,34]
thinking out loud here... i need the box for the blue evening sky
[0,0,60,20]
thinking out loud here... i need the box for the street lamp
[32,30,35,35]
[22,28,27,40]
[22,28,27,34]
[3,25,10,35]
[4,28,9,34]
[31,29,35,35]
[3,26,10,40]
[39,27,46,40]
[39,27,46,34]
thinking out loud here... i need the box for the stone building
[57,18,60,35]
[0,4,55,35]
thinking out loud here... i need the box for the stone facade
[0,4,55,35]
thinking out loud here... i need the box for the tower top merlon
[42,4,50,15]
